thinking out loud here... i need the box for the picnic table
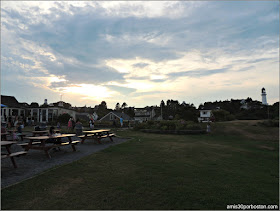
[1,141,27,168]
[31,130,48,136]
[21,134,80,158]
[31,129,60,137]
[79,129,115,144]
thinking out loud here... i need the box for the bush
[133,120,203,131]
[57,113,72,124]
[227,114,235,121]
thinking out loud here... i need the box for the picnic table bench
[80,129,115,144]
[22,134,80,158]
[1,141,27,168]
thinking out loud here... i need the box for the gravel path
[1,136,129,188]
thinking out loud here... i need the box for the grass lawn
[1,120,279,210]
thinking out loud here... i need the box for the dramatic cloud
[1,1,279,107]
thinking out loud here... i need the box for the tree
[96,101,108,119]
[115,103,120,111]
[57,113,72,124]
[121,102,127,110]
[100,101,107,109]
[124,107,135,118]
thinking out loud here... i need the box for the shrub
[186,124,202,130]
[133,120,203,131]
[57,113,72,124]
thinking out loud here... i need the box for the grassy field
[1,120,279,210]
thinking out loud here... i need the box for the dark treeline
[93,97,279,122]
[199,98,279,121]
[160,100,198,121]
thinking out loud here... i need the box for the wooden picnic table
[31,129,60,137]
[23,134,80,158]
[32,130,48,136]
[1,141,27,168]
[80,129,115,144]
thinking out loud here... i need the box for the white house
[29,106,78,123]
[1,95,80,124]
[134,107,156,122]
[198,109,213,122]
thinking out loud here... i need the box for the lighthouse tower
[261,88,268,105]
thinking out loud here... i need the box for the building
[134,107,156,122]
[240,99,250,110]
[1,95,27,122]
[198,109,213,122]
[261,87,268,105]
[99,111,133,122]
[1,95,80,124]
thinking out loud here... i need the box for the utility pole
[161,104,163,120]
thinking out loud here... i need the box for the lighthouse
[261,88,268,105]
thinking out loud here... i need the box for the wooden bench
[18,141,42,149]
[1,151,27,159]
[99,133,115,143]
[1,151,27,168]
[19,140,80,149]
[55,140,80,147]
[100,133,115,138]
[77,134,94,138]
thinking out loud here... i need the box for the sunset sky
[1,1,279,109]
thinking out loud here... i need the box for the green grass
[1,121,279,210]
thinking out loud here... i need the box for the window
[203,111,207,115]
[110,114,114,120]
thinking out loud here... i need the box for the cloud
[133,63,149,68]
[1,1,279,108]
[104,85,136,95]
[132,91,168,97]
[167,67,231,79]
[247,58,275,64]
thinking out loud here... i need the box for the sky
[1,1,279,109]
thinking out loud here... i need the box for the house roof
[135,115,151,117]
[199,109,212,111]
[100,111,133,121]
[134,107,154,111]
[1,95,25,108]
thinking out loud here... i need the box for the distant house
[99,111,133,123]
[1,95,27,122]
[198,109,213,122]
[29,101,78,123]
[134,107,156,122]
[240,99,250,110]
[1,95,81,123]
